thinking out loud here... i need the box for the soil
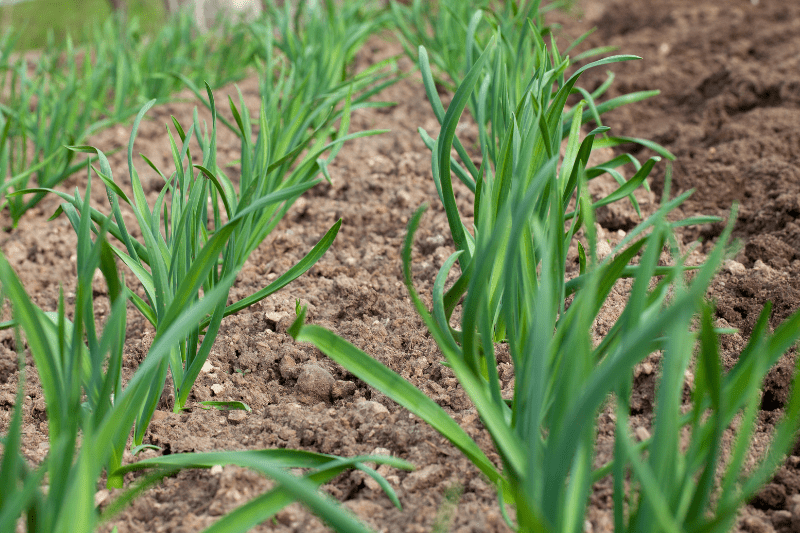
[1,0,799,531]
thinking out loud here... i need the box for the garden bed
[1,0,799,531]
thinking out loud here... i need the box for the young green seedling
[414,12,672,345]
[291,6,800,532]
[0,7,266,225]
[0,169,235,524]
[31,89,324,434]
[0,176,410,531]
[13,73,385,443]
[8,0,397,447]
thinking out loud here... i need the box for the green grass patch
[0,0,167,50]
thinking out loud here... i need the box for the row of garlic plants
[1,2,408,532]
[2,1,799,532]
[294,1,800,532]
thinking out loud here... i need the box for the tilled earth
[1,0,799,531]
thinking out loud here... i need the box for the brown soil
[1,0,799,531]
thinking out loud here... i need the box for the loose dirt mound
[1,1,799,531]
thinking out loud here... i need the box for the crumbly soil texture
[1,0,799,531]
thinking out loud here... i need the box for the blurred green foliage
[0,0,166,50]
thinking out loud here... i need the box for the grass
[0,0,167,50]
[0,8,266,224]
[0,0,397,225]
[2,1,800,531]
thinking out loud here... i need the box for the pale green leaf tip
[289,302,307,340]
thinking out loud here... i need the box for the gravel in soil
[1,0,799,531]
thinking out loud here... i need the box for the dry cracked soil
[1,0,799,531]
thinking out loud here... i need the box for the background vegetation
[0,0,166,50]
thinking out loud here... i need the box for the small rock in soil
[332,379,357,399]
[402,463,446,492]
[724,259,746,276]
[356,399,389,417]
[297,364,335,403]
[150,410,170,423]
[226,410,247,424]
[279,354,300,380]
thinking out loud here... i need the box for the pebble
[150,410,170,423]
[356,399,389,417]
[332,379,357,399]
[724,259,746,276]
[297,364,335,403]
[95,489,110,507]
[279,355,300,380]
[401,464,445,492]
[227,410,247,424]
[596,240,613,261]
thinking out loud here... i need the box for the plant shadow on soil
[1,0,799,531]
